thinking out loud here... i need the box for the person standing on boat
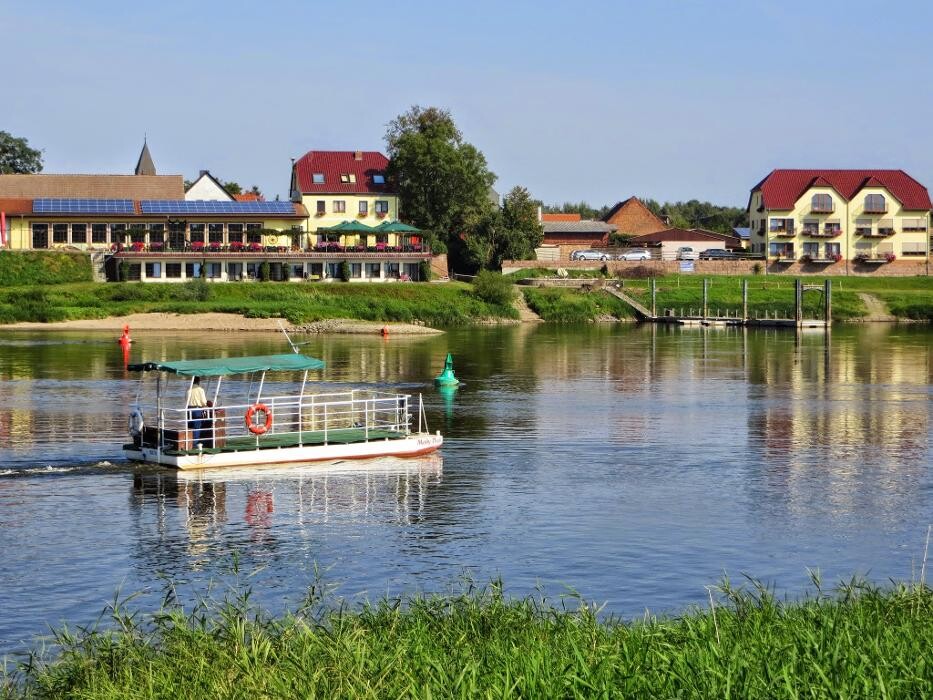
[186,376,208,444]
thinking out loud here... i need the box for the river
[0,324,931,656]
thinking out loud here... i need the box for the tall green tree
[463,186,543,271]
[0,131,43,174]
[385,106,496,258]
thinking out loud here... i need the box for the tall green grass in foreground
[5,577,932,699]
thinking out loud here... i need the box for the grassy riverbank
[4,580,932,698]
[521,272,933,321]
[0,280,518,327]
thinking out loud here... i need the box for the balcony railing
[856,228,893,237]
[113,242,431,257]
[810,204,834,213]
[769,228,796,237]
[863,204,888,214]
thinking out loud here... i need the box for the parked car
[698,248,737,260]
[618,249,652,261]
[676,246,698,260]
[570,249,610,261]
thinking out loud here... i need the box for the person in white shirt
[187,377,208,443]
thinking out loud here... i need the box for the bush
[340,260,351,282]
[418,260,432,282]
[259,261,270,281]
[752,262,763,275]
[472,270,515,306]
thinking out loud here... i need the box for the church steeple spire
[135,138,156,175]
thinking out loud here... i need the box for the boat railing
[132,390,415,452]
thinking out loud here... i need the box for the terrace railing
[133,390,415,453]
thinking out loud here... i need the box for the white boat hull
[124,432,443,470]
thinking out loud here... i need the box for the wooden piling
[702,279,709,318]
[742,279,748,322]
[650,278,657,317]
[824,279,831,327]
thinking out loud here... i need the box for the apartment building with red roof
[749,169,931,265]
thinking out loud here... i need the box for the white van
[676,246,698,260]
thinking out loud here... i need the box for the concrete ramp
[604,286,655,320]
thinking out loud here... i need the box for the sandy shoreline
[0,312,444,335]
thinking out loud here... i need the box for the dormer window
[312,173,325,184]
[373,174,386,185]
[864,194,886,213]
[811,193,833,213]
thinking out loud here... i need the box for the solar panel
[33,198,135,214]
[139,200,296,215]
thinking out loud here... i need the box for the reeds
[4,575,932,699]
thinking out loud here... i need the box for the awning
[128,353,326,377]
[375,221,421,233]
[317,220,376,233]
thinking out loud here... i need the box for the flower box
[248,242,263,252]
[229,242,244,252]
[190,242,205,251]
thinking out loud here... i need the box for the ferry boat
[124,353,443,470]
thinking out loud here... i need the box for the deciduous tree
[0,131,43,174]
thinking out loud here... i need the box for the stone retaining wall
[501,259,930,276]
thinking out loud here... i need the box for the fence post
[650,278,656,317]
[702,279,709,318]
[824,278,831,327]
[794,279,802,326]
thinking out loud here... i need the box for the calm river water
[0,323,931,656]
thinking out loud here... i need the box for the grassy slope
[5,582,932,699]
[522,287,637,322]
[0,251,92,286]
[0,281,518,326]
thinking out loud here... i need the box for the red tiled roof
[293,151,392,194]
[753,169,931,210]
[541,213,581,222]
[631,228,726,243]
[0,198,33,215]
[234,193,264,201]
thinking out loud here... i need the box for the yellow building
[290,150,414,250]
[748,169,930,265]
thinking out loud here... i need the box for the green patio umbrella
[374,221,421,233]
[318,220,377,232]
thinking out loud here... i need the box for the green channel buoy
[434,353,460,386]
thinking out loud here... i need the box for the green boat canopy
[318,220,376,233]
[375,221,422,233]
[128,354,326,377]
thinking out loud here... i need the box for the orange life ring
[245,403,272,435]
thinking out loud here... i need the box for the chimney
[354,150,363,161]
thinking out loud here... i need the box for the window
[206,263,222,279]
[375,200,389,215]
[855,219,873,235]
[865,194,886,213]
[208,223,224,243]
[227,263,243,280]
[801,219,819,235]
[902,242,928,255]
[185,262,202,278]
[145,262,162,278]
[110,224,126,244]
[148,224,165,245]
[333,200,346,213]
[53,224,68,244]
[308,262,323,279]
[768,218,793,233]
[167,226,186,249]
[326,262,341,279]
[71,223,87,244]
[404,263,420,280]
[32,223,49,248]
[372,174,385,185]
[902,218,928,232]
[823,221,841,235]
[246,223,262,244]
[316,200,326,214]
[358,200,368,215]
[802,242,820,258]
[246,262,260,279]
[291,264,304,278]
[824,242,840,258]
[91,224,107,243]
[189,223,205,243]
[166,263,182,278]
[366,262,382,278]
[350,263,362,278]
[339,174,356,183]
[878,219,895,236]
[128,224,146,244]
[312,173,325,184]
[811,193,833,212]
[386,262,400,278]
[228,223,244,243]
[126,264,141,281]
[769,242,794,258]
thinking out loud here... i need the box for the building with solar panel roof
[0,144,440,283]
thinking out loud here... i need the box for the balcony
[810,203,834,214]
[769,228,796,237]
[802,228,842,238]
[113,243,431,259]
[863,204,888,214]
[856,228,894,237]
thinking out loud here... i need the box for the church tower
[135,139,156,175]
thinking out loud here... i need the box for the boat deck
[127,427,407,457]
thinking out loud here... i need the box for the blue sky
[3,0,932,207]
